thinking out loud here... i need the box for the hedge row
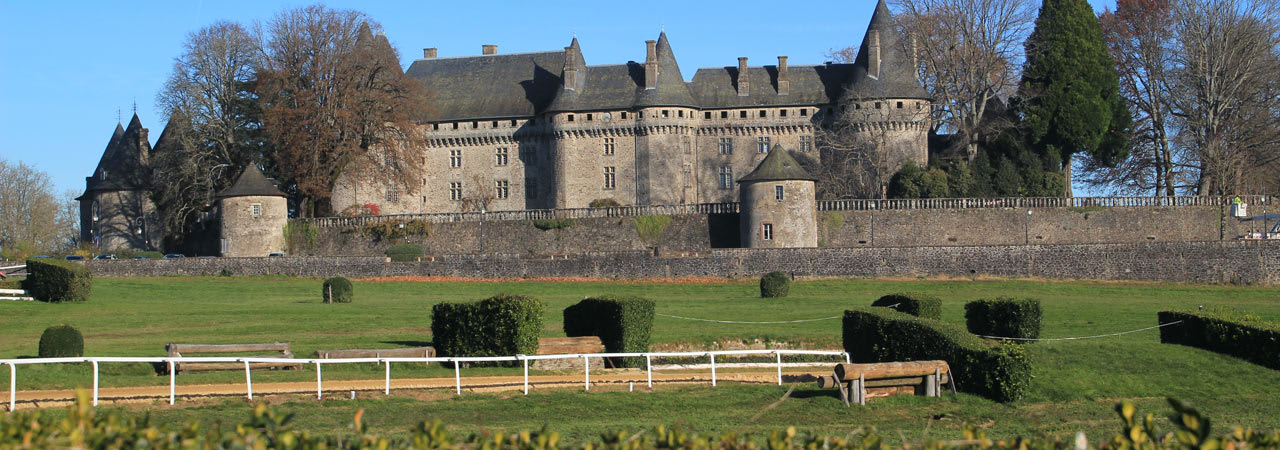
[871,292,942,319]
[563,296,655,367]
[386,244,423,262]
[24,258,92,302]
[842,307,1031,402]
[8,393,1278,449]
[965,297,1042,341]
[431,294,542,366]
[1158,309,1280,370]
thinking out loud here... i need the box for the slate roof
[689,64,855,108]
[217,165,286,199]
[843,0,930,100]
[634,32,697,108]
[83,114,150,193]
[738,144,817,183]
[406,50,566,120]
[151,112,191,159]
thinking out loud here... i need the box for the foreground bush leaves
[2,391,1277,449]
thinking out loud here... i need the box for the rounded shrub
[38,325,84,358]
[322,277,353,303]
[760,271,790,298]
[385,244,423,262]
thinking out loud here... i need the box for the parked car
[94,254,116,260]
[163,253,185,259]
[132,256,147,260]
[31,255,50,259]
[64,255,84,261]
[268,252,285,257]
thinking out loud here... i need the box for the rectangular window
[587,113,593,121]
[718,137,733,155]
[568,114,575,122]
[739,110,747,118]
[800,109,808,117]
[704,112,711,119]
[757,137,771,153]
[759,110,767,118]
[603,166,616,190]
[527,179,538,199]
[449,149,463,168]
[251,203,262,217]
[780,109,787,117]
[386,186,400,202]
[719,166,733,189]
[621,112,627,119]
[495,180,510,199]
[799,136,812,152]
[661,110,669,118]
[492,120,498,128]
[603,137,616,156]
[762,223,773,241]
[449,182,463,201]
[775,185,784,201]
[495,147,509,166]
[721,111,728,119]
[678,110,684,118]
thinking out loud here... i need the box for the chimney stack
[868,31,881,79]
[563,46,578,90]
[644,40,658,90]
[423,48,437,59]
[909,36,919,80]
[777,56,789,96]
[482,44,498,55]
[737,57,750,97]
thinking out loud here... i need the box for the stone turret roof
[738,145,817,183]
[83,114,151,194]
[844,0,930,100]
[217,165,286,199]
[151,111,191,159]
[634,32,698,108]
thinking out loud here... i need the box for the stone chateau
[81,0,928,254]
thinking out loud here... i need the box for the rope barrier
[656,313,841,324]
[976,320,1183,342]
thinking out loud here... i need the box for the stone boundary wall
[86,240,1279,285]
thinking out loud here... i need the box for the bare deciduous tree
[0,160,77,258]
[894,0,1035,159]
[815,99,904,199]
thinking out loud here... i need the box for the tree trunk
[1063,154,1074,198]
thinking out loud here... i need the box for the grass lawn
[2,275,1279,442]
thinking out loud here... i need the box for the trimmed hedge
[25,258,92,302]
[1158,309,1280,370]
[563,296,655,367]
[760,272,790,298]
[843,307,1031,402]
[385,244,423,262]
[322,277,353,303]
[871,292,942,320]
[431,294,542,366]
[38,325,84,357]
[965,297,1042,341]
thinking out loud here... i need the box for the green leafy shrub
[843,307,1031,402]
[385,244,424,262]
[431,294,542,366]
[1158,309,1280,370]
[965,297,1042,341]
[760,271,790,298]
[633,215,672,243]
[357,219,430,241]
[532,218,576,230]
[871,292,942,320]
[563,296,655,367]
[38,324,84,358]
[25,258,92,303]
[322,277,354,303]
[588,198,622,208]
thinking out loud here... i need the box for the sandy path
[7,369,827,410]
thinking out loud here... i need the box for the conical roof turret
[738,145,817,183]
[635,31,697,108]
[844,0,929,100]
[217,165,286,199]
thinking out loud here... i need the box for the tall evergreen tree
[1020,0,1132,196]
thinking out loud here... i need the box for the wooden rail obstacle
[314,347,436,359]
[165,342,301,374]
[815,361,956,406]
[537,337,605,355]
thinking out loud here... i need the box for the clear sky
[0,0,1116,196]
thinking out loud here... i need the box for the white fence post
[453,360,461,395]
[167,360,175,405]
[843,352,851,364]
[521,356,529,395]
[91,360,99,406]
[709,353,716,387]
[315,362,322,399]
[583,356,590,391]
[243,360,253,400]
[775,351,783,386]
[383,361,390,395]
[7,362,14,412]
[646,355,653,388]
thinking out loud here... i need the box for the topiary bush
[38,324,84,358]
[760,271,790,298]
[965,297,1042,341]
[322,277,353,303]
[385,244,423,262]
[843,307,1031,402]
[25,258,92,302]
[1158,309,1280,370]
[563,295,655,368]
[431,294,543,366]
[871,292,942,320]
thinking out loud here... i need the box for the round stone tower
[216,165,288,257]
[737,145,818,248]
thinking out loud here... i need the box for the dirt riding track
[9,368,830,410]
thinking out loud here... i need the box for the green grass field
[1,276,1278,443]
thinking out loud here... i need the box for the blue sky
[0,0,1116,196]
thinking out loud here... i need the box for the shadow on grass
[379,340,432,347]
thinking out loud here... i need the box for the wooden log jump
[165,342,300,374]
[314,347,435,359]
[817,360,955,407]
[537,336,604,355]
